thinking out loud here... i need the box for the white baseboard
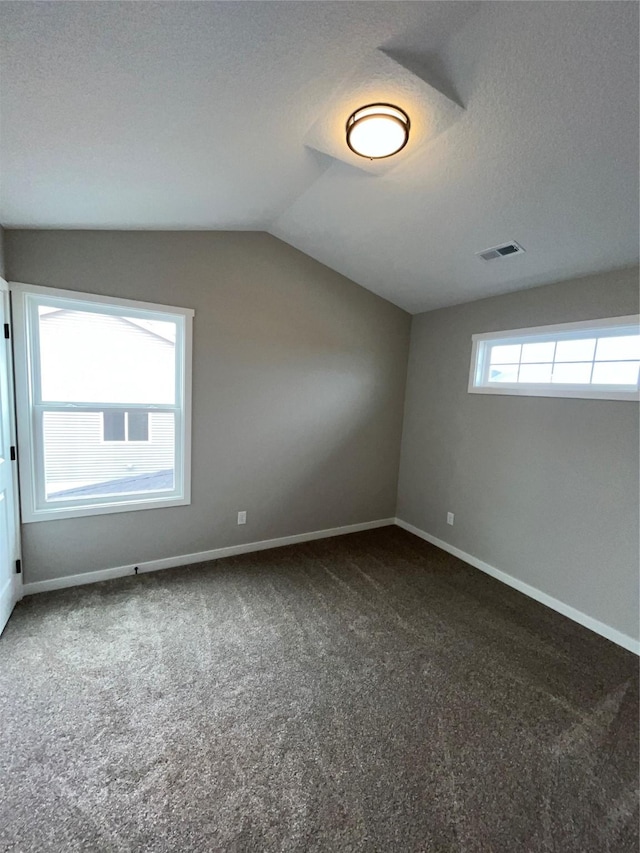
[394,518,640,656]
[21,518,395,596]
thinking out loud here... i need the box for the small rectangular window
[102,411,149,443]
[469,316,640,401]
[11,283,194,522]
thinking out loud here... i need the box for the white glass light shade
[346,104,410,159]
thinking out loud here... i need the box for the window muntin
[12,284,193,521]
[469,316,640,401]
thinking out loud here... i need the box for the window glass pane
[518,363,553,383]
[591,361,640,386]
[472,319,639,398]
[490,344,521,365]
[551,362,592,384]
[521,342,555,363]
[595,335,640,362]
[38,306,177,404]
[103,410,125,442]
[127,411,149,442]
[554,338,596,362]
[43,411,175,501]
[489,365,519,383]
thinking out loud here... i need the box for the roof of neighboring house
[40,309,176,343]
[49,469,174,499]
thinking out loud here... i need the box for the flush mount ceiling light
[346,103,410,160]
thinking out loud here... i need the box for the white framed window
[11,283,194,522]
[469,315,640,401]
[102,410,150,443]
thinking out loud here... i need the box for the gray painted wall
[0,226,5,279]
[5,230,410,583]
[397,266,640,640]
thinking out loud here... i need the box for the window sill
[22,494,190,523]
[468,385,639,402]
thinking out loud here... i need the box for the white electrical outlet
[447,512,455,526]
[237,511,247,525]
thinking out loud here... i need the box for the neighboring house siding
[39,310,175,492]
[43,411,174,491]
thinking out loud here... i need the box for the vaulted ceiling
[1,1,638,312]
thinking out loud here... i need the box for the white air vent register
[477,241,525,261]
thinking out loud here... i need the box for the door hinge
[3,323,9,340]
[10,446,16,461]
[15,559,21,575]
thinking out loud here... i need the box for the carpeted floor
[0,526,637,852]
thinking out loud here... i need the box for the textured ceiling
[0,1,638,313]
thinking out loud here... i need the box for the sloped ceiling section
[305,49,464,176]
[0,1,638,313]
[271,1,640,312]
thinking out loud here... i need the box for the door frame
[0,278,23,632]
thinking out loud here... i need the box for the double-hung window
[469,316,640,401]
[12,283,193,521]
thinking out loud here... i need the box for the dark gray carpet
[0,527,637,852]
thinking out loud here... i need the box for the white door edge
[0,277,23,635]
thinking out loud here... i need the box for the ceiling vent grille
[477,241,525,261]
